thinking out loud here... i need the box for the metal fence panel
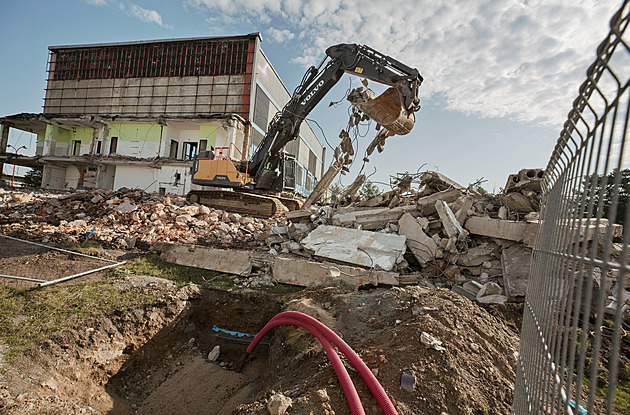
[514,2,630,414]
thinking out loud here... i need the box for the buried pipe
[248,317,365,415]
[246,311,398,415]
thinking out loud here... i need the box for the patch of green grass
[110,254,221,286]
[61,242,106,257]
[0,278,155,359]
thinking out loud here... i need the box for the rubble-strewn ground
[1,176,628,414]
[0,266,519,414]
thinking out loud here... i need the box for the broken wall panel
[44,35,257,119]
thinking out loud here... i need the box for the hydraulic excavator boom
[189,43,423,216]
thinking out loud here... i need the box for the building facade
[0,34,325,196]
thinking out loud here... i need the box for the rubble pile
[0,188,276,248]
[273,169,627,315]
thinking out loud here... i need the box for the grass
[0,278,156,360]
[110,254,223,287]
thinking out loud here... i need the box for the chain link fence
[514,1,630,414]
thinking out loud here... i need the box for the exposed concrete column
[43,124,58,156]
[242,123,251,159]
[226,122,237,158]
[89,127,99,154]
[99,125,110,155]
[0,124,9,179]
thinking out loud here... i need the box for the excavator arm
[245,43,423,191]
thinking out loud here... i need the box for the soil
[0,268,521,415]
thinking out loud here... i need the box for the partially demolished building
[0,34,325,196]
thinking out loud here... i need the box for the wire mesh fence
[0,235,124,289]
[514,1,630,414]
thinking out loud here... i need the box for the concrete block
[416,189,462,215]
[272,257,399,287]
[155,243,252,276]
[457,245,495,267]
[300,225,406,271]
[502,244,532,299]
[464,216,527,242]
[435,200,469,241]
[398,212,437,266]
[332,205,419,230]
[455,196,474,225]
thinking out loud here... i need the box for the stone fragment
[477,282,503,299]
[401,374,416,392]
[435,200,469,241]
[398,213,437,265]
[502,244,532,299]
[208,345,220,362]
[267,394,292,415]
[114,201,137,213]
[457,245,495,267]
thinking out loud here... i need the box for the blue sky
[0,0,623,192]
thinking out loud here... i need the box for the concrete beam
[332,205,419,230]
[154,243,253,276]
[464,216,528,242]
[272,257,399,287]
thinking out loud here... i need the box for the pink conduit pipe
[247,311,398,415]
[260,318,365,415]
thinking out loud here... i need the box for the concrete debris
[267,394,292,415]
[300,225,407,271]
[420,331,445,352]
[3,166,624,301]
[501,245,532,300]
[1,187,273,248]
[207,345,220,362]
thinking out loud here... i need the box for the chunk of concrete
[501,244,532,299]
[464,216,528,242]
[503,192,536,213]
[332,205,419,230]
[272,257,399,287]
[416,189,462,215]
[455,196,474,225]
[154,243,252,276]
[301,225,406,271]
[458,245,495,267]
[435,200,469,241]
[267,394,292,415]
[398,213,437,266]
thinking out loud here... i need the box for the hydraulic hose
[248,311,398,415]
[257,318,365,415]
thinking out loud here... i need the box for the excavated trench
[103,288,283,415]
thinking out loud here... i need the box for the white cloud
[267,27,295,43]
[130,4,173,29]
[186,0,625,126]
[82,0,109,5]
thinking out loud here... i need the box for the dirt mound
[0,284,519,415]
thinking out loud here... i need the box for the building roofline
[48,32,262,51]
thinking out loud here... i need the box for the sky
[0,0,624,192]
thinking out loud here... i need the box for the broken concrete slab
[154,243,253,276]
[416,189,462,215]
[502,192,536,213]
[464,216,528,242]
[435,200,469,241]
[455,196,474,225]
[398,212,438,266]
[300,225,406,271]
[501,244,532,299]
[457,245,495,267]
[272,257,399,287]
[332,205,419,230]
[285,209,313,221]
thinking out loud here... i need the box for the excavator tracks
[186,190,291,218]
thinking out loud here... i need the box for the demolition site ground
[0,180,628,415]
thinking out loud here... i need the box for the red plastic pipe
[248,311,398,415]
[260,318,365,415]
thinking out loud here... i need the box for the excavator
[187,43,423,216]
